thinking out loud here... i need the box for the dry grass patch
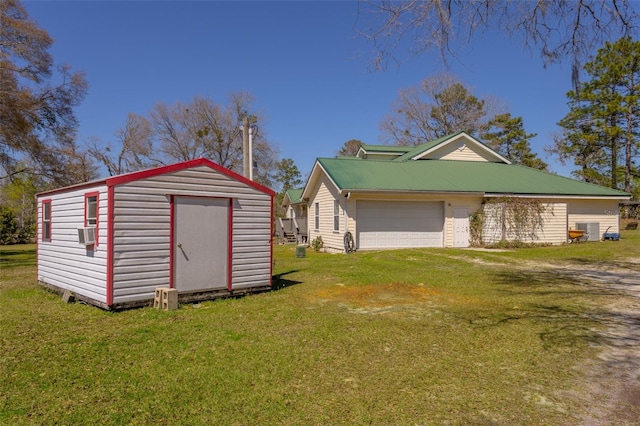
[312,282,440,309]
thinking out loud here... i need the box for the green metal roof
[359,145,411,154]
[316,157,630,198]
[284,188,304,203]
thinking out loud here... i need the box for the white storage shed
[36,159,275,310]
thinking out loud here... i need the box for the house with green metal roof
[277,188,308,243]
[289,132,630,251]
[283,188,304,206]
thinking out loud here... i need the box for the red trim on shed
[169,195,175,289]
[270,195,274,287]
[227,198,233,291]
[36,159,275,198]
[36,179,108,198]
[106,158,275,196]
[106,186,115,306]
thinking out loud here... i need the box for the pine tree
[481,113,547,170]
[337,139,364,157]
[274,158,303,193]
[554,37,640,193]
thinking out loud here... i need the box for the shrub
[311,236,324,252]
[0,206,18,244]
[469,208,484,247]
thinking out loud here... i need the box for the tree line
[1,0,639,242]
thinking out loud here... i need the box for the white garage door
[356,200,444,249]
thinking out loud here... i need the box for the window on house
[42,200,51,242]
[333,200,340,231]
[314,202,319,230]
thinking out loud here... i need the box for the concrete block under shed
[154,288,178,311]
[163,288,178,310]
[62,289,75,304]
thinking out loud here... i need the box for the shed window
[85,193,99,245]
[314,202,319,230]
[42,200,51,242]
[333,200,340,231]
[85,194,98,225]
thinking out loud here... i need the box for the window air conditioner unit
[77,227,96,245]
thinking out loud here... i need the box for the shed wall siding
[112,166,272,304]
[37,185,108,303]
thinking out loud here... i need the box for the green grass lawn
[1,233,638,425]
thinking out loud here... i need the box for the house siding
[428,142,489,162]
[307,175,346,251]
[305,191,487,250]
[536,202,567,243]
[293,133,629,252]
[568,199,620,236]
[37,185,109,303]
[356,199,444,248]
[348,193,447,250]
[443,196,483,247]
[482,200,568,245]
[304,192,530,250]
[112,166,272,304]
[303,187,621,249]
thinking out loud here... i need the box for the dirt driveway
[524,259,640,425]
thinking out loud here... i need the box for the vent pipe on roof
[249,125,255,181]
[242,117,250,179]
[241,117,258,181]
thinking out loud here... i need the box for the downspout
[344,192,350,232]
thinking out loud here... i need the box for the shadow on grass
[564,257,640,273]
[491,268,623,298]
[458,300,604,350]
[485,267,640,352]
[271,269,303,291]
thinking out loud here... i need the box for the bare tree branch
[358,0,640,77]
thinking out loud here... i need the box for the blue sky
[24,0,576,180]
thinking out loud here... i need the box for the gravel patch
[512,259,640,425]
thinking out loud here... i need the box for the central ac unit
[576,222,600,242]
[77,227,96,245]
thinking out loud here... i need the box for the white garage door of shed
[356,200,444,249]
[174,196,230,292]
